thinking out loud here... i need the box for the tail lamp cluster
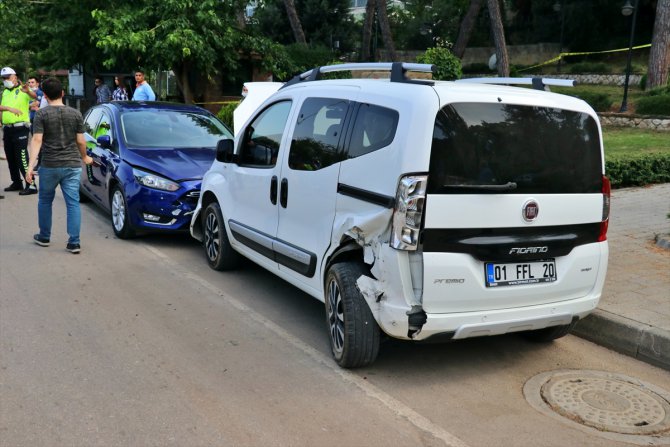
[391,175,428,251]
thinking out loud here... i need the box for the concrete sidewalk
[573,183,670,370]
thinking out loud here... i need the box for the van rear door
[421,101,608,313]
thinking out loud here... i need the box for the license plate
[485,259,557,287]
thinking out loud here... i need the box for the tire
[325,262,380,368]
[110,185,135,239]
[522,320,577,342]
[202,202,240,271]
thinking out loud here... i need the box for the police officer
[1,66,37,195]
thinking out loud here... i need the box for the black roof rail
[281,62,436,89]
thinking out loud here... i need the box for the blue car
[80,101,233,238]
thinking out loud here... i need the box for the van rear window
[428,103,602,194]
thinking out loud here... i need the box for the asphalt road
[1,183,669,447]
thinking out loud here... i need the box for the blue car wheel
[111,185,136,239]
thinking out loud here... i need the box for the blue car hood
[123,147,215,181]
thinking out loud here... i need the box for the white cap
[1,67,16,76]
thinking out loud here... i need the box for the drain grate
[525,370,670,445]
[541,372,669,435]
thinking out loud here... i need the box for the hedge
[606,153,670,188]
[217,101,240,130]
[636,94,670,116]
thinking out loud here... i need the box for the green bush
[646,85,670,96]
[606,153,670,188]
[568,62,609,74]
[416,46,462,81]
[636,95,670,115]
[216,101,239,130]
[639,73,647,91]
[569,91,612,112]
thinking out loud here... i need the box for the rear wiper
[441,182,518,191]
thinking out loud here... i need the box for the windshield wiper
[441,182,518,191]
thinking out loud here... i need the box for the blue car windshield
[121,110,232,148]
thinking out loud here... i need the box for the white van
[191,63,610,368]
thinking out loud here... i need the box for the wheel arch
[323,237,367,289]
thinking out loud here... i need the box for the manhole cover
[525,370,670,445]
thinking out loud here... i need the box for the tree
[647,0,670,89]
[487,0,509,77]
[283,0,307,44]
[360,0,396,61]
[361,0,377,61]
[453,0,484,58]
[89,0,288,103]
[375,0,397,61]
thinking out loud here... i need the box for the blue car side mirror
[97,135,112,149]
[216,139,236,163]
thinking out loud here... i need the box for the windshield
[121,109,232,148]
[429,103,602,194]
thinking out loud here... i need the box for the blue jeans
[37,167,83,245]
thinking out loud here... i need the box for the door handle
[280,178,288,208]
[270,175,278,205]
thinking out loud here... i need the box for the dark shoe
[66,243,81,254]
[33,234,50,247]
[4,183,23,192]
[19,186,37,196]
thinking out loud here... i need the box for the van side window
[347,104,399,158]
[289,98,349,171]
[239,100,292,167]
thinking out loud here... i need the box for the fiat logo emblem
[522,200,539,222]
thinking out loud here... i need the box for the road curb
[572,309,670,371]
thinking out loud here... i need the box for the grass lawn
[602,127,670,159]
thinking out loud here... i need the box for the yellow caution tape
[518,44,651,72]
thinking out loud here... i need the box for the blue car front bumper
[125,180,201,232]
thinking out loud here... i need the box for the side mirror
[97,135,112,149]
[216,139,236,163]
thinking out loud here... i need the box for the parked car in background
[81,102,233,238]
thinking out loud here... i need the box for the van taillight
[598,175,611,242]
[391,175,428,251]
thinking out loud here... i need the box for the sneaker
[19,186,37,196]
[66,243,81,254]
[4,182,23,192]
[33,234,50,247]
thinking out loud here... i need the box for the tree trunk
[361,0,376,61]
[453,0,484,59]
[487,0,509,77]
[173,62,194,104]
[647,0,670,89]
[283,0,307,45]
[375,0,396,61]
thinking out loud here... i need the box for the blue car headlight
[133,168,180,192]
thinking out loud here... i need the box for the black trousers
[3,125,30,186]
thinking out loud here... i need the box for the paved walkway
[1,127,668,369]
[573,183,670,370]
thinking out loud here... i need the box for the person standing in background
[94,75,111,104]
[131,70,156,101]
[1,66,37,195]
[112,75,129,101]
[27,75,43,132]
